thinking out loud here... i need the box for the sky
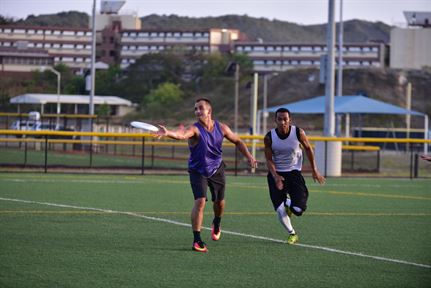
[1,0,430,26]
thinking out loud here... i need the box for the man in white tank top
[264,108,325,244]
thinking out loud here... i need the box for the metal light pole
[337,0,344,98]
[336,0,344,136]
[251,73,259,173]
[324,0,336,137]
[89,0,97,117]
[234,63,240,133]
[262,73,268,134]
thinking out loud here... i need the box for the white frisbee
[130,121,159,132]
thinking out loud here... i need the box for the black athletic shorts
[189,162,226,201]
[267,170,309,211]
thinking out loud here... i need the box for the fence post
[24,140,28,167]
[141,137,145,175]
[89,139,93,168]
[151,143,155,168]
[376,150,380,173]
[324,140,328,177]
[414,153,419,178]
[234,147,238,176]
[44,135,48,173]
[407,143,413,179]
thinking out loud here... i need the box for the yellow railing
[0,129,429,144]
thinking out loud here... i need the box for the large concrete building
[119,28,241,68]
[7,2,428,76]
[0,26,93,75]
[390,11,431,69]
[234,42,385,73]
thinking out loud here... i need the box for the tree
[117,53,184,105]
[95,65,121,96]
[144,82,184,117]
[96,102,111,118]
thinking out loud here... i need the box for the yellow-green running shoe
[287,233,299,245]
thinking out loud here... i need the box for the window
[348,47,361,52]
[63,31,75,36]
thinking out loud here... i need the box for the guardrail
[0,129,429,177]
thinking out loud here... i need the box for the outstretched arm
[156,125,197,141]
[221,123,257,169]
[420,154,431,162]
[298,129,325,184]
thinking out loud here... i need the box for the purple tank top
[188,121,223,177]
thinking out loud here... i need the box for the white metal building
[10,93,134,117]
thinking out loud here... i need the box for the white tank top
[270,126,303,172]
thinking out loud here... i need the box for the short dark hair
[195,98,212,107]
[275,107,290,119]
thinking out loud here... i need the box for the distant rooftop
[403,11,431,27]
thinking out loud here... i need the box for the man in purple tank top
[157,98,257,252]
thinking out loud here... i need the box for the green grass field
[0,173,430,287]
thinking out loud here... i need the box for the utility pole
[89,0,97,117]
[324,0,336,137]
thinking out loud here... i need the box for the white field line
[1,196,430,270]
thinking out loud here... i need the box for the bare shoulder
[218,121,233,135]
[264,131,272,146]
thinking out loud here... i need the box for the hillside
[140,14,391,43]
[13,11,89,28]
[2,12,390,43]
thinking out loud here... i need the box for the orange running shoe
[192,241,208,252]
[211,224,221,241]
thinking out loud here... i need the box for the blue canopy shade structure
[261,95,424,116]
[257,95,429,152]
